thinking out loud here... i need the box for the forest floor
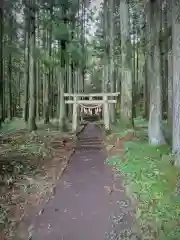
[27,122,141,240]
[106,117,180,240]
[0,118,180,240]
[0,119,76,239]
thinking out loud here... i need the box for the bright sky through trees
[88,0,102,37]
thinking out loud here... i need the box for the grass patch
[111,119,135,139]
[0,118,73,136]
[0,118,26,134]
[107,119,180,240]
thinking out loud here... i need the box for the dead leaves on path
[0,130,75,239]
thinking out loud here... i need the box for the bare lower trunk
[148,45,165,145]
[172,0,180,167]
[43,73,49,124]
[28,71,37,131]
[0,3,4,126]
[167,50,172,134]
[58,68,66,131]
[23,14,30,122]
[148,0,165,145]
[109,0,115,123]
[120,0,133,126]
[28,6,37,131]
[167,2,173,139]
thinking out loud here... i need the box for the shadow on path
[31,123,136,240]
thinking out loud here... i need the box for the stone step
[78,138,102,142]
[78,142,102,145]
[78,136,102,140]
[78,140,102,143]
[76,145,103,149]
[78,140,103,143]
[78,142,103,146]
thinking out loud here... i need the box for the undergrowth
[107,118,180,240]
[0,119,75,238]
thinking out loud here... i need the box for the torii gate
[64,92,120,131]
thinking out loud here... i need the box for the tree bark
[108,0,115,123]
[8,14,13,120]
[0,2,4,126]
[148,0,166,145]
[120,0,133,127]
[28,0,37,131]
[172,0,180,166]
[23,12,30,122]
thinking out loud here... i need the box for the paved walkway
[31,123,136,240]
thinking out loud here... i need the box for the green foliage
[106,126,180,240]
[53,22,70,41]
[68,42,83,63]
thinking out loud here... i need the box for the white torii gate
[64,92,120,132]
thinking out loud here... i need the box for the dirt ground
[24,123,139,240]
[0,129,76,240]
[0,125,139,240]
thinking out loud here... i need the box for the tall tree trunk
[148,0,165,145]
[162,4,168,119]
[23,14,30,122]
[58,67,66,130]
[8,15,13,120]
[120,0,133,126]
[28,0,37,131]
[132,16,136,118]
[109,0,115,123]
[136,33,140,114]
[172,0,180,166]
[144,9,151,120]
[44,4,53,124]
[58,5,67,129]
[36,11,40,120]
[0,2,4,126]
[8,52,12,120]
[102,0,108,93]
[167,2,173,137]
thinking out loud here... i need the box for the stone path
[31,123,137,240]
